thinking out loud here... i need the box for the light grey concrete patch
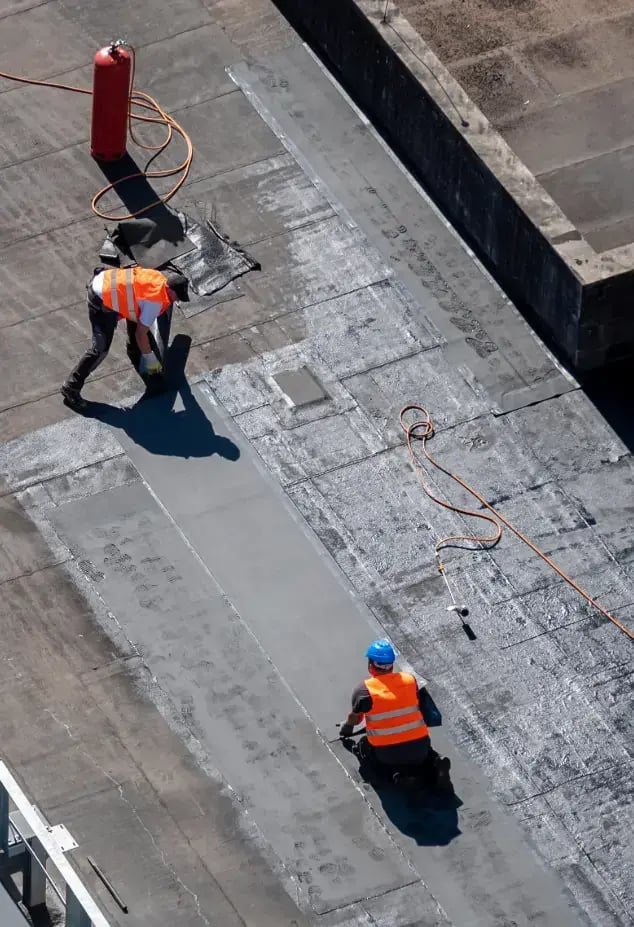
[239,215,389,316]
[230,44,569,400]
[415,413,547,504]
[552,613,634,679]
[181,152,335,245]
[273,366,328,406]
[552,854,628,927]
[47,479,415,914]
[505,391,629,481]
[303,280,442,378]
[494,691,630,793]
[251,407,387,485]
[205,344,357,422]
[344,348,488,447]
[362,880,451,926]
[44,455,140,506]
[545,764,634,917]
[562,456,634,565]
[306,446,475,592]
[0,417,122,492]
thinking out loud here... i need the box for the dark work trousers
[65,286,172,392]
[357,734,434,769]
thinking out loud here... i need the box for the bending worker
[339,639,450,786]
[61,265,189,410]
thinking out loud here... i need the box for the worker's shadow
[84,334,240,461]
[342,739,462,847]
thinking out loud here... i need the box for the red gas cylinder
[90,43,131,161]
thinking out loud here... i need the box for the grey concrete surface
[0,2,633,927]
[399,0,634,252]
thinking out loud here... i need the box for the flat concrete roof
[0,1,633,926]
[399,0,634,251]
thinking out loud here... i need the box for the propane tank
[90,41,131,161]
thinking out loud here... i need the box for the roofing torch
[436,553,476,640]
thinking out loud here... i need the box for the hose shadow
[98,154,176,227]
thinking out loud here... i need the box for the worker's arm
[136,301,165,373]
[340,686,372,737]
[135,323,152,355]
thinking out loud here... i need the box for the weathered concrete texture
[399,0,634,252]
[201,46,632,924]
[408,0,634,364]
[269,0,634,370]
[1,2,633,925]
[1,387,598,927]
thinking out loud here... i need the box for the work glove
[339,723,354,738]
[139,353,163,376]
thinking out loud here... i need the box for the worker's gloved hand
[139,353,163,376]
[339,723,354,738]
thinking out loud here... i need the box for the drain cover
[272,367,327,407]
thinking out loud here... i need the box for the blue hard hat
[365,639,396,665]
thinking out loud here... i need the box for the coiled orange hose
[0,44,193,221]
[400,403,634,641]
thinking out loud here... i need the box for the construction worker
[61,265,189,410]
[339,639,451,787]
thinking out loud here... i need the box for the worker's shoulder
[352,680,370,698]
[399,669,427,688]
[133,266,167,281]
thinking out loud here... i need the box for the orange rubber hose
[0,45,193,221]
[400,403,634,641]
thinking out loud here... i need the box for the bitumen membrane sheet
[0,2,633,926]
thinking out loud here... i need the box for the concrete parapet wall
[271,0,634,371]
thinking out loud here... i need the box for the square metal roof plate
[272,367,327,407]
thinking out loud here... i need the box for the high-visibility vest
[101,267,172,320]
[365,672,428,747]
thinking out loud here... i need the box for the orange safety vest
[100,267,172,320]
[365,672,429,747]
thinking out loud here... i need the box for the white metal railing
[0,760,113,927]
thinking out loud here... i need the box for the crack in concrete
[0,558,70,588]
[505,761,626,808]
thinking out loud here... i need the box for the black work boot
[60,384,87,411]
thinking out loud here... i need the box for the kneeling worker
[340,639,450,786]
[61,265,189,410]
